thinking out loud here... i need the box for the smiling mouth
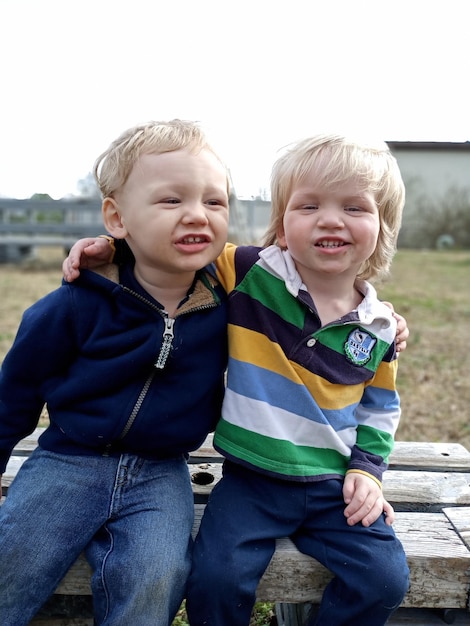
[178,235,210,244]
[315,240,347,248]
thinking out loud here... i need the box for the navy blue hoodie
[0,263,227,473]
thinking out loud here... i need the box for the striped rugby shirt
[213,243,400,485]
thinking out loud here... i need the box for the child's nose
[183,202,209,224]
[318,207,344,227]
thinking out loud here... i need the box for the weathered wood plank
[50,509,470,611]
[2,455,27,492]
[444,506,470,554]
[6,456,470,513]
[384,608,470,625]
[392,512,470,610]
[11,429,219,463]
[276,607,470,626]
[9,428,45,456]
[384,470,470,511]
[27,607,470,626]
[188,464,470,510]
[389,442,470,472]
[27,603,470,625]
[13,430,470,470]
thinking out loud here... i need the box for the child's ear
[102,198,128,239]
[276,225,287,248]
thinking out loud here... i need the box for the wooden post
[275,602,314,626]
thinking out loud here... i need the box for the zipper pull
[154,317,175,369]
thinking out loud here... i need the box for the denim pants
[0,447,194,626]
[187,462,410,626]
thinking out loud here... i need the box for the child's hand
[382,301,409,353]
[343,472,394,527]
[393,311,408,353]
[382,498,395,526]
[63,236,115,282]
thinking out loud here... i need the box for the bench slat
[444,506,470,554]
[188,464,470,511]
[5,457,470,514]
[383,470,470,511]
[389,441,470,472]
[8,428,45,456]
[12,430,470,471]
[49,509,470,610]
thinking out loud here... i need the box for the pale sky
[0,0,469,200]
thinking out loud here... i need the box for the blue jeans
[0,447,194,626]
[187,462,410,626]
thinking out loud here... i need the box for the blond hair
[263,134,405,282]
[94,119,229,198]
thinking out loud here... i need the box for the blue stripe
[228,357,358,431]
[362,385,400,411]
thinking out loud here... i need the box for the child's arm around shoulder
[63,236,115,282]
[62,238,410,354]
[383,301,408,353]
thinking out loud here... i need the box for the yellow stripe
[229,326,292,375]
[366,359,398,391]
[291,361,363,410]
[229,326,364,411]
[215,242,237,291]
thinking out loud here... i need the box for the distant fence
[0,196,272,263]
[0,198,104,263]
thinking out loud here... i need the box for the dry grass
[0,247,64,362]
[380,249,470,448]
[1,247,470,449]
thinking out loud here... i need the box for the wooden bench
[3,429,470,626]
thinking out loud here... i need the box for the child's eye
[345,205,363,213]
[161,198,180,205]
[299,204,318,212]
[206,199,228,209]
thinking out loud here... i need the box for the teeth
[183,236,205,244]
[317,240,344,248]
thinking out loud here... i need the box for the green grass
[378,250,470,447]
[171,600,275,626]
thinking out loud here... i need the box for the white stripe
[222,388,355,455]
[355,405,401,435]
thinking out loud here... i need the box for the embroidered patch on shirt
[344,328,377,365]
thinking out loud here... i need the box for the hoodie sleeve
[0,284,77,472]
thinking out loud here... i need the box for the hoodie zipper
[154,316,175,369]
[102,284,218,455]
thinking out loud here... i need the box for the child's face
[277,174,380,282]
[107,148,229,278]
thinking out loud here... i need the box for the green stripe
[237,264,306,328]
[214,419,349,477]
[356,424,394,462]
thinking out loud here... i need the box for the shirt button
[307,338,316,347]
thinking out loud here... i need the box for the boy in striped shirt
[187,134,409,626]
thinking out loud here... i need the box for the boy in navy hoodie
[0,119,229,626]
